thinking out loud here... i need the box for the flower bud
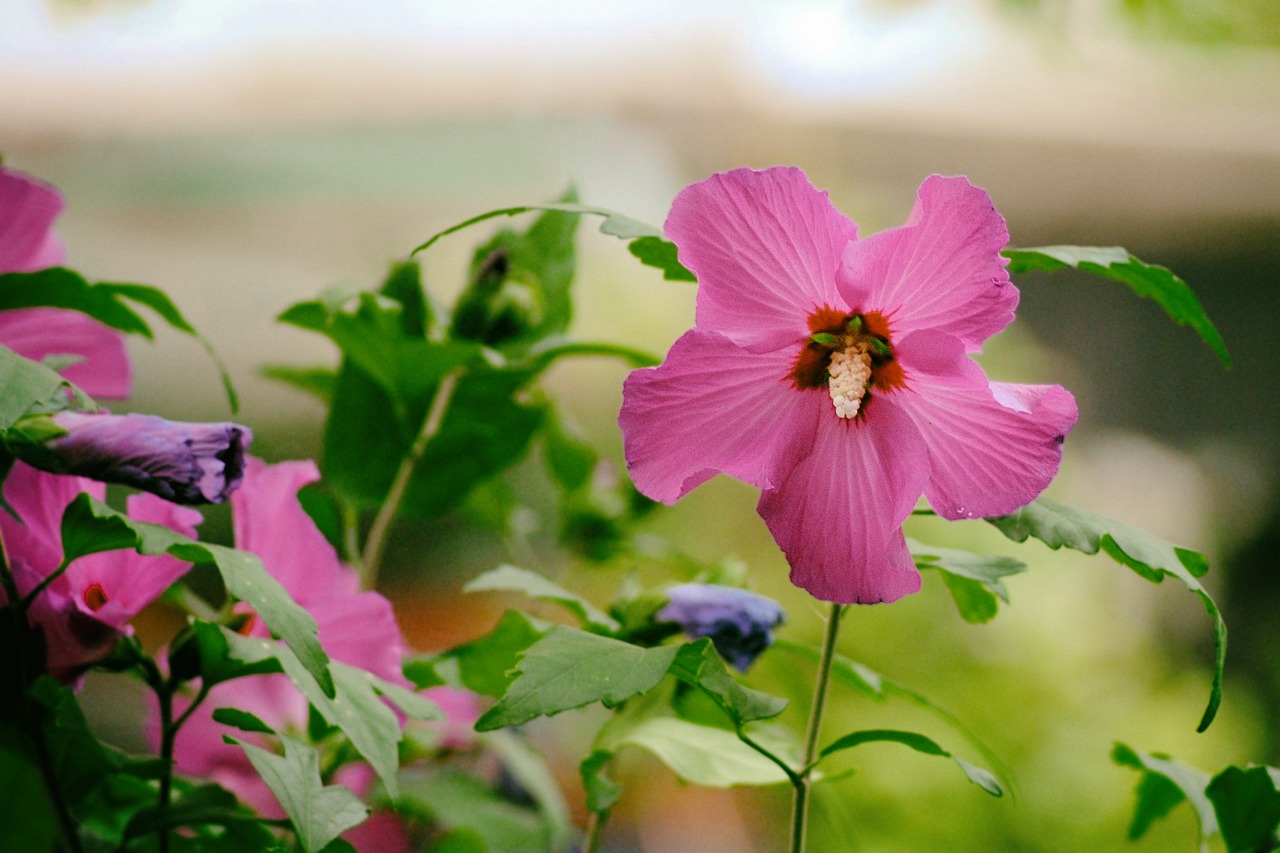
[657,583,785,672]
[8,411,251,504]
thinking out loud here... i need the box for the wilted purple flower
[657,583,785,671]
[14,411,251,504]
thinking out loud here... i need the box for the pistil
[828,346,873,419]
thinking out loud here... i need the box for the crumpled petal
[666,166,857,352]
[0,167,65,272]
[0,307,132,399]
[891,330,1078,519]
[838,175,1016,351]
[757,398,928,604]
[620,329,817,503]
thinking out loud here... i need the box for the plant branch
[790,602,844,853]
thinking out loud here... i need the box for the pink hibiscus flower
[619,167,1077,604]
[165,458,410,820]
[0,462,200,681]
[0,165,131,398]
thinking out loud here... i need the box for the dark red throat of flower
[83,583,108,612]
[789,308,905,400]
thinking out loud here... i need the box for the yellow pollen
[828,345,873,419]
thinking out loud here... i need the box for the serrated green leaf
[465,564,619,633]
[233,734,369,853]
[1004,245,1229,367]
[475,627,678,731]
[1113,743,1217,840]
[988,498,1225,731]
[667,639,788,726]
[609,717,791,788]
[211,707,276,734]
[1206,765,1280,852]
[417,610,550,698]
[817,728,1002,797]
[909,539,1026,624]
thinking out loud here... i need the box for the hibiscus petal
[892,330,1078,520]
[758,400,928,604]
[0,168,65,272]
[0,463,104,582]
[232,457,347,605]
[838,175,1016,351]
[310,591,408,685]
[0,307,132,399]
[620,330,817,503]
[666,167,857,352]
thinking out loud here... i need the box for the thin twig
[790,602,844,853]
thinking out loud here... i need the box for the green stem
[360,367,464,589]
[790,602,844,853]
[156,684,175,853]
[584,809,609,853]
[20,559,70,612]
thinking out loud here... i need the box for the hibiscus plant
[0,160,1265,853]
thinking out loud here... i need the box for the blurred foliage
[1002,0,1280,48]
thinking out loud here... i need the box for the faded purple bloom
[658,583,785,671]
[16,411,251,504]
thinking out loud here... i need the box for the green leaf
[211,707,277,734]
[1003,245,1229,367]
[123,783,268,842]
[61,494,334,698]
[608,717,791,788]
[627,236,696,282]
[667,639,788,726]
[988,498,1226,731]
[580,750,624,814]
[475,626,678,731]
[0,345,88,432]
[483,730,573,851]
[378,259,432,337]
[909,539,1027,624]
[465,565,619,633]
[233,734,369,853]
[260,365,338,403]
[541,409,597,491]
[1206,765,1280,852]
[817,728,1002,797]
[1112,743,1217,840]
[399,769,549,853]
[0,723,58,852]
[414,609,550,698]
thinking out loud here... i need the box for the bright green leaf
[909,539,1026,623]
[475,626,678,731]
[610,717,791,788]
[416,610,550,698]
[234,735,369,853]
[1004,245,1229,367]
[988,498,1225,731]
[818,729,1002,797]
[465,564,619,633]
[1113,743,1217,841]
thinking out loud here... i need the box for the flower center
[789,307,904,419]
[83,583,108,612]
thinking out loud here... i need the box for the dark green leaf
[124,783,266,841]
[909,539,1026,624]
[667,639,788,726]
[0,722,58,852]
[212,707,277,734]
[465,564,619,633]
[475,626,678,731]
[818,729,1002,796]
[1004,245,1229,367]
[233,734,369,853]
[1207,765,1280,852]
[60,494,334,697]
[580,750,624,813]
[1112,743,1217,840]
[416,610,550,698]
[627,236,696,281]
[378,259,431,337]
[988,498,1225,731]
[542,409,597,491]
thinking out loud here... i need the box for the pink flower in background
[620,167,1077,604]
[0,462,200,681]
[166,458,410,820]
[0,166,132,398]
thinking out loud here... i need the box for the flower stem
[360,367,464,589]
[584,809,608,853]
[790,602,844,853]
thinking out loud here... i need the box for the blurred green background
[4,0,1279,849]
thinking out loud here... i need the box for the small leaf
[414,609,550,698]
[233,735,369,853]
[667,639,788,726]
[1004,245,1229,367]
[1112,743,1217,840]
[580,750,624,813]
[988,498,1225,731]
[608,717,791,788]
[909,539,1027,624]
[465,564,619,633]
[818,729,1002,797]
[1206,765,1280,852]
[475,626,678,731]
[627,236,696,282]
[211,707,276,734]
[0,345,86,432]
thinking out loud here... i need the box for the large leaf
[908,538,1027,624]
[0,268,238,409]
[410,202,694,283]
[234,734,369,853]
[0,724,57,852]
[464,565,619,633]
[475,626,678,731]
[988,497,1225,731]
[1003,245,1229,367]
[817,728,1002,797]
[1112,743,1216,841]
[606,717,791,788]
[60,495,334,697]
[1206,765,1280,852]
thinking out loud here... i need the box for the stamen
[828,346,873,419]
